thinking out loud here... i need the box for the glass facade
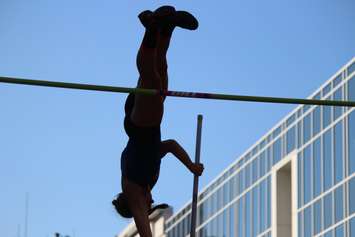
[165,58,355,237]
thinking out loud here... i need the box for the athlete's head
[112,193,133,218]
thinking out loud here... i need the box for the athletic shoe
[138,10,155,28]
[154,5,198,31]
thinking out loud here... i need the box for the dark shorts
[121,116,161,188]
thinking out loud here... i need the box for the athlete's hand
[189,163,204,176]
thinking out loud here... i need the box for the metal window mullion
[342,117,345,184]
[320,131,324,231]
[250,193,254,237]
[301,210,304,237]
[331,94,335,190]
[256,187,260,237]
[311,200,314,237]
[242,197,245,237]
[282,122,286,157]
[321,197,325,234]
[311,119,314,201]
[345,115,349,219]
[226,203,230,237]
[257,155,260,184]
[235,201,238,237]
[332,189,335,232]
[299,118,304,208]
[264,180,267,233]
[258,184,261,236]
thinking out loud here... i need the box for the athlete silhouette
[112,6,204,237]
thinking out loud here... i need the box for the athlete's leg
[154,6,175,92]
[154,6,199,91]
[156,34,171,93]
[131,12,164,127]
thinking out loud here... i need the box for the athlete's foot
[112,198,119,213]
[154,6,199,33]
[138,10,155,29]
[174,11,199,30]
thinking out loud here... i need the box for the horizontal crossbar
[1,76,354,107]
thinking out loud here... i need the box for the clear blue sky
[1,1,354,237]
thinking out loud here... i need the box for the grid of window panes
[165,58,355,237]
[298,61,355,237]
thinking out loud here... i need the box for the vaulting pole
[1,76,355,107]
[190,114,203,237]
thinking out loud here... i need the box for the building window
[334,74,342,87]
[217,187,223,210]
[267,146,272,171]
[298,121,303,148]
[313,107,321,136]
[298,152,303,208]
[252,158,259,183]
[334,87,343,120]
[324,230,334,237]
[323,103,332,129]
[323,129,333,191]
[217,212,223,237]
[229,175,236,202]
[260,180,266,232]
[304,144,312,204]
[313,137,322,197]
[273,126,282,138]
[273,138,281,165]
[298,212,303,237]
[245,192,251,237]
[239,170,245,194]
[237,199,243,237]
[348,76,355,115]
[304,206,312,237]
[323,192,333,229]
[286,126,296,154]
[212,216,217,236]
[229,204,235,237]
[199,202,204,224]
[223,182,229,206]
[304,104,311,114]
[349,177,355,215]
[212,192,217,215]
[349,62,355,76]
[287,114,296,127]
[267,176,271,228]
[222,210,227,237]
[304,114,312,144]
[334,185,344,223]
[349,111,355,175]
[252,187,259,237]
[245,163,251,189]
[313,199,322,235]
[335,224,344,237]
[350,216,355,237]
[206,196,212,219]
[334,121,343,184]
[259,151,267,178]
[323,82,332,96]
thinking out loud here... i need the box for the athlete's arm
[123,178,153,237]
[160,139,204,176]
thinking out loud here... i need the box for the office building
[165,57,355,237]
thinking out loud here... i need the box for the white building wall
[117,207,173,237]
